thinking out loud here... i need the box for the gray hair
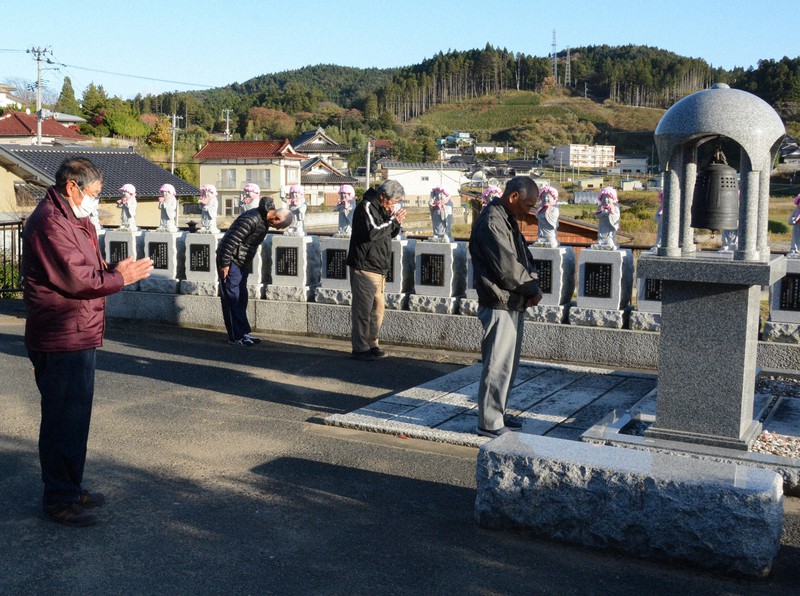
[377,180,405,201]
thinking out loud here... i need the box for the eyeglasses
[73,180,100,201]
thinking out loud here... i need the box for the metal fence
[1,220,23,295]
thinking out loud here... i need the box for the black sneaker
[78,490,105,508]
[243,334,262,344]
[369,347,387,359]
[476,426,512,439]
[229,337,255,347]
[351,350,378,361]
[504,417,523,431]
[42,503,97,527]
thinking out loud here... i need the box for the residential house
[474,143,516,156]
[301,156,358,207]
[292,127,352,172]
[194,140,306,216]
[377,161,467,207]
[370,138,393,160]
[613,154,649,175]
[0,110,87,146]
[577,175,605,191]
[0,85,24,110]
[0,145,198,227]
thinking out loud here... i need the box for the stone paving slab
[325,360,658,448]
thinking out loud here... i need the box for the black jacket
[469,198,539,311]
[346,193,402,274]
[216,199,275,269]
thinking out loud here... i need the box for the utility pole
[170,114,184,174]
[27,46,51,145]
[222,109,232,141]
[551,30,557,84]
[565,46,571,88]
[365,138,372,189]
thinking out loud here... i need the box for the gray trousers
[477,306,525,431]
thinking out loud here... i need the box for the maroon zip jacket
[22,186,125,352]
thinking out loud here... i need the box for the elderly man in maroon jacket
[23,157,153,526]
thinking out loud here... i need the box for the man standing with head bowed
[23,157,154,526]
[469,176,543,438]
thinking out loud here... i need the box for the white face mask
[72,193,99,219]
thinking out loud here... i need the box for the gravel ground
[751,375,800,459]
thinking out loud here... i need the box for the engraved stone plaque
[325,248,347,280]
[276,246,299,277]
[386,258,395,284]
[109,241,128,264]
[779,274,800,311]
[189,244,211,273]
[584,263,612,298]
[643,278,662,302]
[420,253,446,287]
[148,241,169,270]
[532,259,553,294]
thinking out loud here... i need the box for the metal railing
[0,220,23,295]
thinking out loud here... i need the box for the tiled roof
[0,111,86,140]
[194,139,306,160]
[301,173,358,185]
[0,145,199,198]
[301,156,356,185]
[379,161,466,171]
[292,128,352,154]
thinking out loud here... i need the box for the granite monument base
[576,248,633,311]
[264,284,317,302]
[629,310,662,332]
[139,278,180,294]
[407,294,462,315]
[762,321,800,344]
[459,298,479,316]
[526,304,570,324]
[314,287,352,306]
[528,246,575,306]
[179,280,219,297]
[768,257,800,324]
[638,254,787,450]
[476,433,784,577]
[568,306,630,329]
[385,292,409,311]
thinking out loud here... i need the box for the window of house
[220,169,236,189]
[286,169,298,183]
[421,176,429,181]
[246,169,269,189]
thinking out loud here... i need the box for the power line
[46,58,216,89]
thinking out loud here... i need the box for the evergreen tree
[54,77,81,115]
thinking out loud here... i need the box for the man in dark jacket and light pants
[469,176,543,438]
[216,198,292,346]
[346,181,407,360]
[23,157,154,526]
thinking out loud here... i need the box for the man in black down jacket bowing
[469,176,543,437]
[346,180,407,360]
[217,197,293,346]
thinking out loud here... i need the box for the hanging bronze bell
[690,148,739,231]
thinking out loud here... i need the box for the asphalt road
[1,299,798,595]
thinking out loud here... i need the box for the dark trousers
[29,348,96,506]
[220,262,251,341]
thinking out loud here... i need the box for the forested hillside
[23,44,798,183]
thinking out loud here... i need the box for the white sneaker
[243,334,262,344]
[229,337,255,347]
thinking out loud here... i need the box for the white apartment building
[547,144,616,169]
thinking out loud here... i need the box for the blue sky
[1,0,798,101]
